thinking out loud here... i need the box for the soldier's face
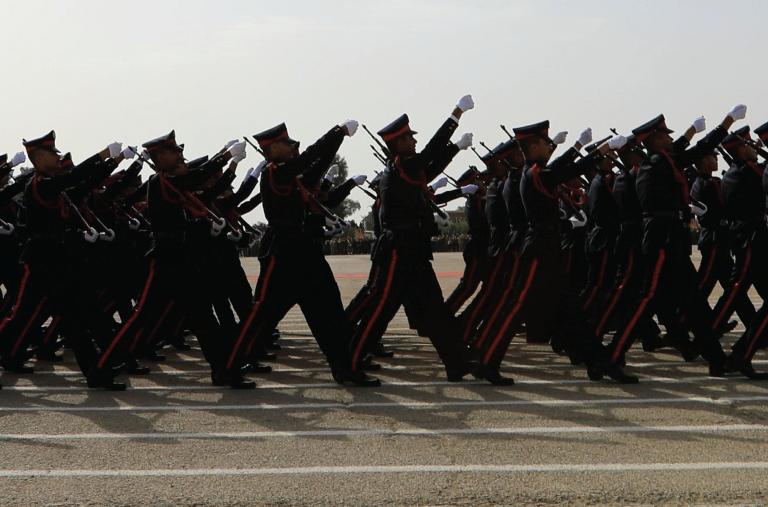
[154,148,185,173]
[735,143,757,163]
[696,154,717,175]
[30,149,61,174]
[524,137,552,163]
[645,132,673,153]
[391,134,417,156]
[267,140,300,162]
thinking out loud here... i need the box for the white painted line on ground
[0,394,766,412]
[2,462,768,477]
[0,375,758,392]
[0,424,765,441]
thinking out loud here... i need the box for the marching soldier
[348,95,479,382]
[606,107,749,381]
[225,121,380,386]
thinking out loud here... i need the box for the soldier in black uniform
[473,123,613,383]
[0,131,122,386]
[94,132,245,389]
[225,121,379,386]
[710,126,768,378]
[688,140,755,332]
[457,141,515,345]
[348,95,478,382]
[606,107,749,381]
[580,139,619,318]
[445,167,489,314]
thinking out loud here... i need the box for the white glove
[107,142,123,158]
[608,135,628,151]
[324,164,339,182]
[224,139,239,150]
[568,210,588,229]
[456,94,474,112]
[690,199,708,217]
[577,128,593,147]
[140,150,151,161]
[461,184,479,195]
[121,146,137,160]
[551,131,568,145]
[692,116,706,134]
[227,141,247,163]
[430,176,449,191]
[10,152,25,167]
[434,212,450,234]
[20,166,34,176]
[727,104,747,121]
[247,160,267,180]
[343,120,359,137]
[352,174,367,185]
[455,132,473,150]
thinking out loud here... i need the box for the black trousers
[475,231,602,369]
[608,219,726,365]
[348,234,466,374]
[226,247,351,374]
[96,251,227,375]
[445,236,490,314]
[0,256,98,374]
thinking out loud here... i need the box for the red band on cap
[381,124,413,142]
[258,131,289,148]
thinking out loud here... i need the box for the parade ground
[0,252,766,506]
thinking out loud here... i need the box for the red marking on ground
[246,271,462,282]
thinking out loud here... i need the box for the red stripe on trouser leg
[744,309,768,359]
[474,251,520,348]
[97,260,157,369]
[712,246,751,331]
[0,264,31,335]
[482,258,539,365]
[595,251,635,337]
[226,257,277,371]
[347,265,380,323]
[582,250,609,311]
[10,298,46,358]
[697,245,718,291]
[610,249,666,364]
[351,251,398,372]
[144,300,175,345]
[462,254,505,342]
[448,258,477,314]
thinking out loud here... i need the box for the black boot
[604,363,639,384]
[725,355,768,380]
[370,341,395,358]
[211,371,256,389]
[472,364,515,386]
[86,370,127,391]
[445,360,478,382]
[244,362,272,374]
[332,368,381,387]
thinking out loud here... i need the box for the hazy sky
[2,0,765,222]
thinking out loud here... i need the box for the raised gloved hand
[457,94,474,112]
[569,210,588,229]
[107,142,123,158]
[224,139,239,150]
[692,116,706,134]
[121,146,137,160]
[552,131,568,145]
[324,164,339,182]
[690,198,708,217]
[430,176,449,192]
[577,128,593,147]
[461,184,479,195]
[10,152,26,167]
[727,104,747,121]
[608,135,628,151]
[343,120,359,137]
[246,161,266,181]
[352,174,367,185]
[227,141,247,163]
[455,132,473,150]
